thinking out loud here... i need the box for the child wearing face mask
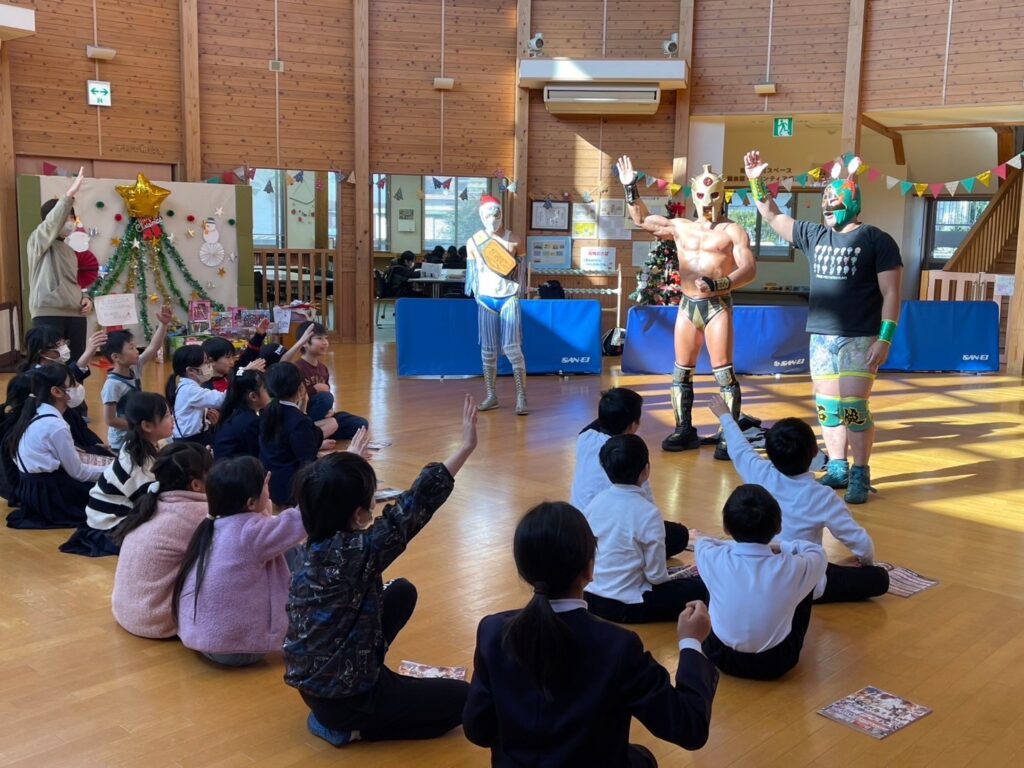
[166,345,225,446]
[3,364,106,529]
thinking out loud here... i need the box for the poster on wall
[398,208,416,233]
[572,202,598,239]
[580,246,616,272]
[632,240,655,267]
[526,236,572,269]
[599,199,625,218]
[531,201,570,231]
[598,215,630,241]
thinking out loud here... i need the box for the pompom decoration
[96,201,105,209]
[187,215,195,222]
[149,294,159,302]
[114,214,123,222]
[166,210,175,217]
[227,218,236,226]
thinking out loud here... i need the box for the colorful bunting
[263,180,274,194]
[494,168,506,180]
[656,179,669,191]
[682,187,692,199]
[645,175,657,188]
[945,181,960,196]
[929,183,944,198]
[913,183,928,197]
[899,181,913,196]
[459,188,469,200]
[669,183,681,197]
[636,171,646,182]
[886,176,900,190]
[808,168,822,181]
[962,177,976,193]
[976,170,992,187]
[995,164,1008,180]
[767,182,780,197]
[867,167,881,182]
[506,181,518,193]
[442,178,453,190]
[725,190,735,203]
[795,174,809,186]
[1009,154,1023,170]
[781,178,794,192]
[42,161,58,176]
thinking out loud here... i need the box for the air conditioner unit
[543,84,661,115]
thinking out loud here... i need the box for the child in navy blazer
[214,370,270,461]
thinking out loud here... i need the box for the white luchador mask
[479,195,503,234]
[690,164,725,223]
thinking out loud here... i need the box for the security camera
[528,33,544,56]
[662,33,678,57]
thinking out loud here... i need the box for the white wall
[388,174,423,255]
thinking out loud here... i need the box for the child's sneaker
[818,459,849,489]
[845,464,875,504]
[307,713,355,747]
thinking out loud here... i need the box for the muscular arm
[754,196,796,244]
[878,268,902,323]
[631,209,677,240]
[726,224,757,290]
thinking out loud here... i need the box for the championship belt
[473,232,518,279]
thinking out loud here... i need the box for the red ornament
[187,215,195,222]
[114,214,123,222]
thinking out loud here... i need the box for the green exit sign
[87,80,112,108]
[773,117,793,138]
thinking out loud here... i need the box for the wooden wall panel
[691,0,848,115]
[531,0,680,59]
[945,1,1024,107]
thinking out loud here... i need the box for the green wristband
[879,319,897,344]
[749,176,769,202]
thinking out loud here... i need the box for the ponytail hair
[1,373,34,421]
[261,362,303,444]
[5,364,70,459]
[166,345,206,405]
[172,456,265,620]
[111,442,212,545]
[121,391,170,469]
[501,502,597,698]
[220,369,266,425]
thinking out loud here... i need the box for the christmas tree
[87,174,224,338]
[629,201,687,306]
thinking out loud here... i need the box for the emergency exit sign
[87,81,112,108]
[773,117,793,138]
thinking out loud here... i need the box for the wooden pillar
[510,0,530,239]
[996,127,1016,166]
[352,0,371,343]
[179,0,202,181]
[672,0,694,185]
[314,171,328,249]
[1005,188,1024,376]
[840,0,866,156]
[0,43,20,306]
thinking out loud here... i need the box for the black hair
[501,502,597,698]
[40,198,74,221]
[220,369,267,424]
[295,320,327,352]
[165,345,206,405]
[722,484,782,544]
[101,330,135,363]
[596,387,643,435]
[598,433,650,486]
[400,250,416,264]
[111,442,212,546]
[172,456,265,620]
[458,245,467,258]
[259,341,287,366]
[18,326,64,372]
[446,245,458,258]
[294,452,376,542]
[765,417,818,477]
[201,336,236,362]
[5,364,71,459]
[261,362,303,444]
[1,373,33,421]
[121,391,170,469]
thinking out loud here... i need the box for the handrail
[252,249,335,330]
[945,168,1021,273]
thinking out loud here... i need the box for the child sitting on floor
[583,434,705,624]
[284,395,477,747]
[166,344,225,445]
[111,443,212,638]
[213,370,270,461]
[293,320,368,439]
[707,395,889,603]
[696,484,827,680]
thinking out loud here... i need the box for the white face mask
[200,363,214,381]
[65,384,85,409]
[57,344,71,363]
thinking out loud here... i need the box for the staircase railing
[945,168,1021,273]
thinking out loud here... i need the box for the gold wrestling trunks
[679,294,733,331]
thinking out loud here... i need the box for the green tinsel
[136,245,153,339]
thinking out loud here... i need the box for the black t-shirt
[792,220,903,336]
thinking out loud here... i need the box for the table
[407,277,466,299]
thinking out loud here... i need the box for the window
[252,169,342,249]
[924,197,990,268]
[728,193,795,261]
[252,169,284,247]
[422,175,490,251]
[372,173,389,252]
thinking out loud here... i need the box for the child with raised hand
[59,392,174,557]
[174,456,307,666]
[213,369,270,460]
[202,336,267,393]
[166,344,225,445]
[4,364,106,529]
[284,395,478,747]
[259,362,334,506]
[696,484,827,680]
[293,320,368,439]
[101,305,173,451]
[706,395,888,603]
[464,502,718,767]
[111,443,212,638]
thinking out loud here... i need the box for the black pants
[586,577,709,624]
[33,315,87,360]
[702,592,814,680]
[815,562,889,603]
[300,578,469,741]
[629,744,657,767]
[664,521,689,558]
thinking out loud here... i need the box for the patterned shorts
[679,294,733,332]
[809,334,875,380]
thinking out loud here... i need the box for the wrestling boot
[479,363,499,411]
[513,367,528,415]
[713,366,741,461]
[819,459,850,489]
[845,464,875,505]
[662,365,699,452]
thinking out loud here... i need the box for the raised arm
[744,151,795,244]
[28,169,84,260]
[139,305,174,367]
[616,155,677,240]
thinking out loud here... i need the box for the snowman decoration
[199,217,226,267]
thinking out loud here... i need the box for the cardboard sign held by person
[473,232,517,278]
[94,293,139,327]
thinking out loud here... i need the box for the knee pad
[714,365,741,416]
[815,394,842,427]
[503,343,525,369]
[481,347,498,366]
[672,364,694,385]
[712,365,737,388]
[840,397,873,431]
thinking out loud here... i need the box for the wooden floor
[2,342,1024,767]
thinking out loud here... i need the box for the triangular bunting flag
[669,183,681,197]
[611,165,619,179]
[442,178,453,190]
[221,172,237,184]
[914,183,928,197]
[795,174,809,186]
[962,177,976,192]
[781,178,794,192]
[995,164,1008,180]
[682,187,691,199]
[206,178,221,184]
[899,181,913,196]
[929,183,944,197]
[645,175,657,188]
[868,167,881,182]
[458,188,468,200]
[42,162,57,176]
[394,188,403,200]
[656,179,669,191]
[945,181,959,196]
[1009,153,1023,170]
[887,176,900,190]
[636,171,646,182]
[808,168,822,181]
[725,190,735,203]
[976,170,992,187]
[767,182,780,197]
[248,168,257,180]
[506,181,518,193]
[264,180,274,193]
[234,166,247,180]
[732,190,746,206]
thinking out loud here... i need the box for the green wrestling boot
[819,459,849,489]
[845,464,875,504]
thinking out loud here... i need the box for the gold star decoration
[217,267,227,278]
[186,228,196,238]
[191,290,200,300]
[115,173,171,219]
[111,238,122,247]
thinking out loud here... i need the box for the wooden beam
[840,0,866,156]
[861,114,906,166]
[353,0,371,343]
[510,0,530,240]
[886,121,1024,132]
[0,43,20,306]
[672,0,694,185]
[1006,183,1024,376]
[179,0,201,181]
[995,127,1016,166]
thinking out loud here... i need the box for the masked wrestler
[465,195,529,415]
[744,150,903,503]
[616,156,756,458]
